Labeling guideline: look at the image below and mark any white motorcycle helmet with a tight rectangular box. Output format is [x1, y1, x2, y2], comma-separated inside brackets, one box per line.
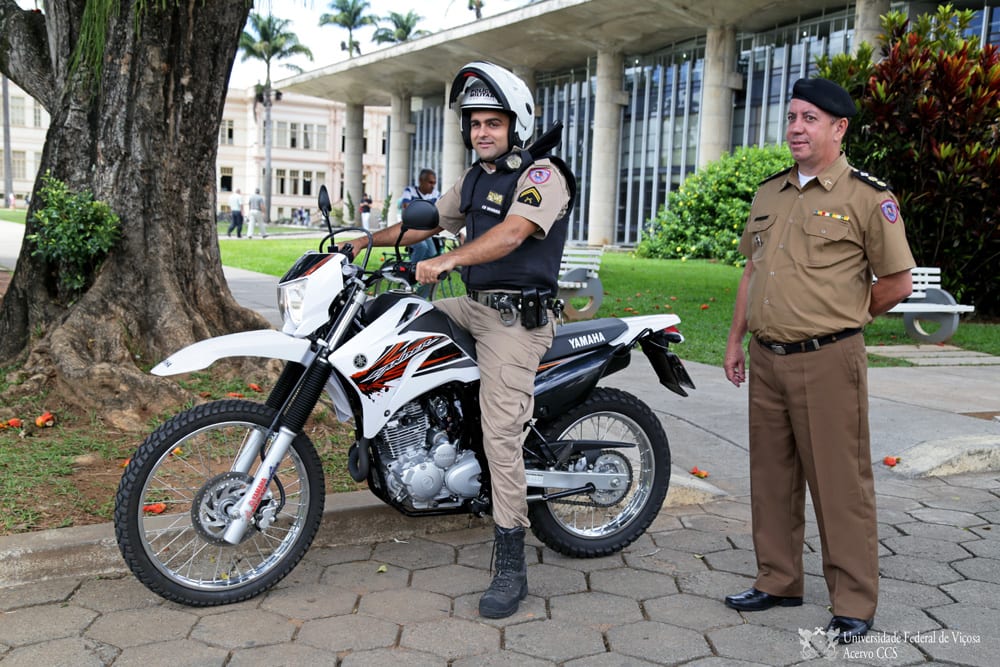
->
[449, 61, 535, 151]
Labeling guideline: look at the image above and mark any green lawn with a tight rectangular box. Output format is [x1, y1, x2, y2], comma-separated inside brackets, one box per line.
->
[0, 209, 27, 223]
[219, 241, 1000, 366]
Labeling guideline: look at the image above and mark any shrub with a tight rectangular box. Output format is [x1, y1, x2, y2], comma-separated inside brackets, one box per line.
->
[26, 172, 121, 302]
[637, 144, 792, 266]
[817, 4, 1000, 315]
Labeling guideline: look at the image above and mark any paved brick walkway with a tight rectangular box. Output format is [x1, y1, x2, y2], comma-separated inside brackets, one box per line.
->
[2, 472, 998, 665]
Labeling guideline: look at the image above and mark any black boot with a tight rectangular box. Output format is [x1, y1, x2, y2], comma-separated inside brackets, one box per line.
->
[479, 525, 528, 619]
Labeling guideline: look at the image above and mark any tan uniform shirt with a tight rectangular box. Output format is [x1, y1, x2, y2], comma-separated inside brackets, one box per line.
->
[435, 158, 570, 239]
[739, 154, 915, 342]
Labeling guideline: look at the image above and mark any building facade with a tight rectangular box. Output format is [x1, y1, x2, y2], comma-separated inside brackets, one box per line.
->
[1, 80, 391, 226]
[216, 89, 390, 224]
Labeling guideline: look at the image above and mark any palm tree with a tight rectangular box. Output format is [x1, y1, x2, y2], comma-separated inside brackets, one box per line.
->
[372, 11, 431, 45]
[238, 12, 313, 225]
[319, 0, 377, 58]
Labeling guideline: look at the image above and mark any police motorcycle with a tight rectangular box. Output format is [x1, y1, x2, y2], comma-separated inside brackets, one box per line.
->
[114, 184, 696, 607]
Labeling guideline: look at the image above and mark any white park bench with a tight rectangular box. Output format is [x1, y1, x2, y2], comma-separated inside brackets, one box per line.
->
[557, 246, 604, 320]
[885, 266, 974, 343]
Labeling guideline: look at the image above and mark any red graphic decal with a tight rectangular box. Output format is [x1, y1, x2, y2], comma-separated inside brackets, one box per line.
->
[352, 337, 443, 394]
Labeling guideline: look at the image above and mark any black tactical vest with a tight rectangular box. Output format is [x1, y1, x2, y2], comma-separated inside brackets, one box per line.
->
[458, 152, 573, 295]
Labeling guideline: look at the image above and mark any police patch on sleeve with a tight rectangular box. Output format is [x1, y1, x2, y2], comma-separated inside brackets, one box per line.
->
[880, 199, 899, 223]
[516, 186, 542, 207]
[528, 167, 551, 184]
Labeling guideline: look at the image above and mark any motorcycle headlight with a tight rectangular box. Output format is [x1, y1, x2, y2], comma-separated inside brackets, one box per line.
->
[277, 278, 308, 327]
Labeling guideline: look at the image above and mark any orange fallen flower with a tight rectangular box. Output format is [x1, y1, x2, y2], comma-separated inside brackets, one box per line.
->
[120, 458, 131, 468]
[689, 466, 709, 479]
[248, 383, 263, 392]
[199, 391, 212, 398]
[227, 392, 245, 398]
[143, 502, 167, 514]
[7, 418, 22, 428]
[700, 304, 710, 310]
[883, 456, 901, 467]
[35, 411, 55, 428]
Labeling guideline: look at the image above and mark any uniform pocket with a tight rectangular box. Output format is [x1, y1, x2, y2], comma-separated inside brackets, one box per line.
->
[803, 215, 850, 267]
[498, 363, 536, 425]
[747, 214, 776, 261]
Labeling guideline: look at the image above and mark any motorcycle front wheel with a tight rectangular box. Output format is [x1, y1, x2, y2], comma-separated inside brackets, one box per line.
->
[528, 387, 670, 557]
[114, 399, 325, 606]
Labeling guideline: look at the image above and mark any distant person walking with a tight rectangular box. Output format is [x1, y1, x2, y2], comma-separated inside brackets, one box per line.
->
[247, 188, 266, 239]
[227, 189, 244, 238]
[359, 193, 373, 230]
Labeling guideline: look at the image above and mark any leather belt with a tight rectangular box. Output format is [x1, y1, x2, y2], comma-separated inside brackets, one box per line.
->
[756, 328, 862, 355]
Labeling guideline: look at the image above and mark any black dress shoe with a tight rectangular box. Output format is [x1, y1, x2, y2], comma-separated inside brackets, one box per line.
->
[826, 616, 873, 644]
[724, 587, 803, 611]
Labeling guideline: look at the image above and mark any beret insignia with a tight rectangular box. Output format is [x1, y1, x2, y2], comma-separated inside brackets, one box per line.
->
[851, 169, 889, 191]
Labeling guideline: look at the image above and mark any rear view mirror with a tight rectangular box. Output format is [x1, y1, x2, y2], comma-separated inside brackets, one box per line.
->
[400, 199, 439, 232]
[317, 185, 332, 216]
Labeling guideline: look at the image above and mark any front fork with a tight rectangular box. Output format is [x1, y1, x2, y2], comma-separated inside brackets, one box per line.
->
[222, 281, 366, 545]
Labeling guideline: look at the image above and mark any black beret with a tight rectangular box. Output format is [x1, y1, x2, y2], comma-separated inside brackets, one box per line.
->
[791, 78, 857, 118]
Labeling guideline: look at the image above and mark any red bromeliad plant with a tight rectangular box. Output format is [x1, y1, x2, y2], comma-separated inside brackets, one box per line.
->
[818, 5, 1000, 316]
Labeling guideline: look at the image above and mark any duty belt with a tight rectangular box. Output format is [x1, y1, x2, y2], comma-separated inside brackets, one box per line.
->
[756, 328, 862, 355]
[468, 290, 562, 321]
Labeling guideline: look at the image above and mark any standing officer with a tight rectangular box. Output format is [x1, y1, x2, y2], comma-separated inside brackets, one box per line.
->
[350, 61, 573, 619]
[722, 78, 915, 644]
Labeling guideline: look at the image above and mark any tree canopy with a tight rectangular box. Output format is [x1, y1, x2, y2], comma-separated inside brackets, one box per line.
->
[319, 0, 377, 57]
[373, 10, 430, 45]
[239, 12, 314, 85]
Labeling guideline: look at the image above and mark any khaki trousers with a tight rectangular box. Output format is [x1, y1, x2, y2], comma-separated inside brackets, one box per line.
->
[433, 296, 555, 529]
[748, 334, 879, 619]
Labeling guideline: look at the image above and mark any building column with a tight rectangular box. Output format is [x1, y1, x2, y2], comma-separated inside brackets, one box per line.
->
[854, 0, 891, 55]
[388, 92, 412, 226]
[700, 25, 739, 168]
[587, 49, 625, 247]
[442, 80, 467, 192]
[343, 102, 364, 224]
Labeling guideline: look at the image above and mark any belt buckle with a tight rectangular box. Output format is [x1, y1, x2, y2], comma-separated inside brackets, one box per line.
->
[768, 343, 786, 355]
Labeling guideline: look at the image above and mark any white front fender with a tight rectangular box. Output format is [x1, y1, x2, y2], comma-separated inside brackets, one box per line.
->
[151, 330, 314, 376]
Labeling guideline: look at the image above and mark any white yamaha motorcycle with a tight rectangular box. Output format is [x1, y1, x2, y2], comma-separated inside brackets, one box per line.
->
[115, 186, 695, 606]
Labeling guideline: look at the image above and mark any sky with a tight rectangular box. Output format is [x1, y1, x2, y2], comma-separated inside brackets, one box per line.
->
[231, 0, 525, 88]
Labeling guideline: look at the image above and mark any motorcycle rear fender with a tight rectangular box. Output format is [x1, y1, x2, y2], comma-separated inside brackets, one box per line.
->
[640, 331, 696, 397]
[607, 314, 684, 346]
[151, 330, 315, 376]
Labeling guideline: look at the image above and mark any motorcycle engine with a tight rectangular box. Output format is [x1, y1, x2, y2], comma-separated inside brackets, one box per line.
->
[375, 393, 481, 510]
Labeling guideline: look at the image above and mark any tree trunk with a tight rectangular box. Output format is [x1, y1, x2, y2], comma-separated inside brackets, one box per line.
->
[0, 1, 266, 429]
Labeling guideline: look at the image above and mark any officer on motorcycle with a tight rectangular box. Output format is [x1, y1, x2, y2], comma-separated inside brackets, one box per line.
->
[351, 61, 573, 618]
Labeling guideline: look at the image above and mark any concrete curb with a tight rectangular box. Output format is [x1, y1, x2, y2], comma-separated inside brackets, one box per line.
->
[0, 473, 721, 587]
[893, 435, 1000, 478]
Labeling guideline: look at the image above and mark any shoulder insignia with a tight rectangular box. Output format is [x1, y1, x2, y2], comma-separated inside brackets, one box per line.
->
[851, 169, 889, 191]
[759, 167, 792, 185]
[516, 186, 542, 207]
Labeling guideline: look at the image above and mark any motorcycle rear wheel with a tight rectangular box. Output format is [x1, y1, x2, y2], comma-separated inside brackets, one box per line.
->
[528, 387, 670, 557]
[114, 400, 325, 606]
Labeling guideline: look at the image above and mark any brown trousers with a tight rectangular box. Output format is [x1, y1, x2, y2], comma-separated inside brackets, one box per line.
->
[748, 334, 879, 619]
[433, 296, 555, 529]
